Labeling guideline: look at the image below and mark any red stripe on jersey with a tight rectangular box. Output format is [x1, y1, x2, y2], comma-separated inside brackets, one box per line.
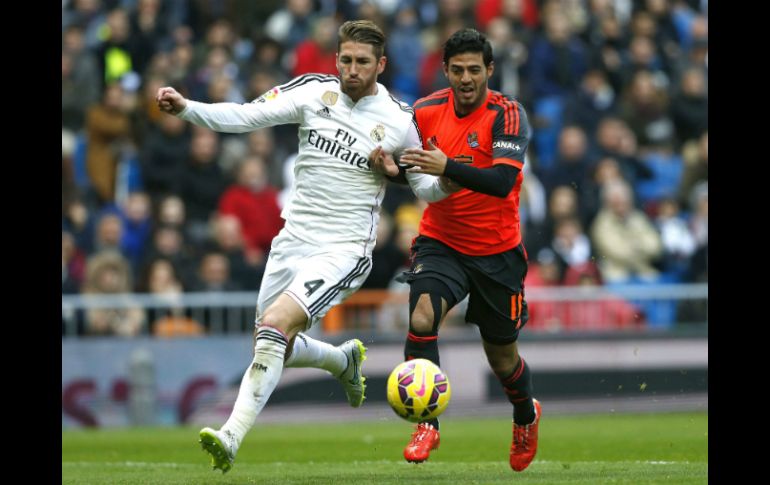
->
[489, 97, 512, 135]
[512, 99, 520, 135]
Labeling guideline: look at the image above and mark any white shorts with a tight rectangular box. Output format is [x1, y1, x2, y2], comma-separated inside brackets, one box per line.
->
[256, 235, 373, 329]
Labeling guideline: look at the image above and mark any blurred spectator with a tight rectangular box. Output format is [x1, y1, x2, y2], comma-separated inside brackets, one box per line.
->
[193, 251, 240, 292]
[525, 184, 580, 256]
[526, 7, 588, 168]
[518, 161, 548, 244]
[264, 0, 317, 50]
[140, 224, 197, 289]
[290, 16, 339, 77]
[62, 25, 100, 131]
[140, 113, 191, 201]
[180, 127, 228, 243]
[619, 70, 675, 151]
[654, 197, 696, 281]
[139, 257, 205, 337]
[127, 0, 167, 76]
[85, 83, 132, 205]
[62, 0, 107, 49]
[563, 69, 618, 138]
[218, 157, 284, 262]
[670, 67, 707, 146]
[579, 155, 627, 225]
[524, 247, 563, 288]
[677, 130, 707, 207]
[93, 213, 124, 255]
[63, 231, 86, 294]
[63, 199, 96, 254]
[156, 195, 186, 230]
[590, 180, 662, 283]
[687, 181, 708, 269]
[419, 18, 465, 97]
[82, 250, 145, 336]
[388, 4, 425, 103]
[595, 116, 653, 187]
[118, 191, 153, 271]
[541, 125, 593, 193]
[94, 8, 138, 89]
[551, 217, 593, 277]
[485, 16, 528, 99]
[203, 215, 265, 290]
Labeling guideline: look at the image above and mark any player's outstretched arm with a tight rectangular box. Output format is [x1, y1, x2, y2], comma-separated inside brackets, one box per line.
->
[156, 83, 300, 134]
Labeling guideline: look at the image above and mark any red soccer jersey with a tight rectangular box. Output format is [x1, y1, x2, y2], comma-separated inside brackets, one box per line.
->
[413, 87, 531, 255]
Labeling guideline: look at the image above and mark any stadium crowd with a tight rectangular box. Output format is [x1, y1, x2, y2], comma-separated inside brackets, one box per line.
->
[62, 0, 707, 335]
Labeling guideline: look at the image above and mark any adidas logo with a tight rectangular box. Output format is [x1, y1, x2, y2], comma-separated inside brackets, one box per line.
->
[315, 106, 331, 118]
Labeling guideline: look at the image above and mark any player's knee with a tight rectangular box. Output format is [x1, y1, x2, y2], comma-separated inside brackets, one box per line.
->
[485, 349, 518, 377]
[488, 357, 516, 378]
[259, 303, 306, 340]
[409, 303, 436, 334]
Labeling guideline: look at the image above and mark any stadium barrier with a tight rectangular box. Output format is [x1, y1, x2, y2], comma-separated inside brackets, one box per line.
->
[61, 284, 707, 338]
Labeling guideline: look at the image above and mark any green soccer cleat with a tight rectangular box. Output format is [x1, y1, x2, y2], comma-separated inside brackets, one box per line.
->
[199, 427, 237, 474]
[337, 339, 368, 407]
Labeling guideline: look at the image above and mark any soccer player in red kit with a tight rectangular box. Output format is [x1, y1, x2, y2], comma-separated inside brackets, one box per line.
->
[373, 28, 541, 471]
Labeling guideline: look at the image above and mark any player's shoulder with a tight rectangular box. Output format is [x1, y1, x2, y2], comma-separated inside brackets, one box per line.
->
[414, 88, 452, 111]
[487, 90, 529, 136]
[278, 73, 340, 94]
[487, 90, 525, 112]
[384, 91, 415, 117]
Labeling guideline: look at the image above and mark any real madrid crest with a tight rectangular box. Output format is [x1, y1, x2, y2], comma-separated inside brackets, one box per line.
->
[370, 124, 386, 142]
[321, 91, 338, 106]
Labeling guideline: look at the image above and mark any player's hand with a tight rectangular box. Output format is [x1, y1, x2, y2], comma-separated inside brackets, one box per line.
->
[369, 145, 399, 177]
[156, 87, 187, 115]
[439, 176, 463, 193]
[401, 139, 448, 175]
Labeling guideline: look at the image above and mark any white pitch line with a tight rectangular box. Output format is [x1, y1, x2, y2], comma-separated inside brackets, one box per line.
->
[63, 460, 698, 467]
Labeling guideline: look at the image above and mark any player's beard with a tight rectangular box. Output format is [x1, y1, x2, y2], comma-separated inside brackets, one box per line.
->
[453, 81, 488, 113]
[342, 76, 376, 101]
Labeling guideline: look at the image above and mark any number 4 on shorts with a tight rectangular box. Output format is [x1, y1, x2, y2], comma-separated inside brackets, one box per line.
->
[304, 279, 324, 296]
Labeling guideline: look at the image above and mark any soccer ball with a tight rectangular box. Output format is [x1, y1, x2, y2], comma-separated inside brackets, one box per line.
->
[386, 358, 451, 422]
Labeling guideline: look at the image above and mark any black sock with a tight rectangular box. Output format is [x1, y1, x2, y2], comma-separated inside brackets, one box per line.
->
[497, 358, 535, 425]
[404, 330, 440, 366]
[404, 331, 440, 430]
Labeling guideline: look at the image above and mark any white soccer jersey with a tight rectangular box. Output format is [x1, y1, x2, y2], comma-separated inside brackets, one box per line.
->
[178, 73, 448, 256]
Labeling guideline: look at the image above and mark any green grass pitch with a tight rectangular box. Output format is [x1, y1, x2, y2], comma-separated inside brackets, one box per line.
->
[62, 411, 707, 484]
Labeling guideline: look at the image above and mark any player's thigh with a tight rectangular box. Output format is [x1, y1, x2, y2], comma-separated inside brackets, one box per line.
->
[256, 246, 299, 319]
[403, 236, 470, 317]
[283, 251, 373, 329]
[465, 244, 529, 344]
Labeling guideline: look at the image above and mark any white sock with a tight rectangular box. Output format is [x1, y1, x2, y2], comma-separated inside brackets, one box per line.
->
[221, 326, 287, 446]
[284, 333, 347, 376]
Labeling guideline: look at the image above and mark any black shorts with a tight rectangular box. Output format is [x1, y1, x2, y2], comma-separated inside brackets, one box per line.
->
[401, 235, 529, 345]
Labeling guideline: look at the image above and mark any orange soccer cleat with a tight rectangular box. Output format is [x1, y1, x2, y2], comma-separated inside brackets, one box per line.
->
[509, 399, 542, 472]
[403, 422, 440, 463]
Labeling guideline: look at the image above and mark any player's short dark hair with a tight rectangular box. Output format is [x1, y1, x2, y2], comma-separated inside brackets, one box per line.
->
[338, 20, 386, 59]
[443, 28, 493, 66]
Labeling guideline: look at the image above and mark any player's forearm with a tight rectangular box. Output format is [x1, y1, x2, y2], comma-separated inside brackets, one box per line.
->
[177, 100, 267, 133]
[406, 172, 450, 202]
[443, 160, 519, 198]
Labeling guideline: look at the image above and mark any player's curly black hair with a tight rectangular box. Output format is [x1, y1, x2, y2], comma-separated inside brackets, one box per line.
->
[443, 28, 494, 66]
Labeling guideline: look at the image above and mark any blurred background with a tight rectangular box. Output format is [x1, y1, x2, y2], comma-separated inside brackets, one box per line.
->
[61, 0, 707, 428]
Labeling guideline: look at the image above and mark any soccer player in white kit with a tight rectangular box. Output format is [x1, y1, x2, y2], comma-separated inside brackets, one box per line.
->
[156, 20, 453, 473]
